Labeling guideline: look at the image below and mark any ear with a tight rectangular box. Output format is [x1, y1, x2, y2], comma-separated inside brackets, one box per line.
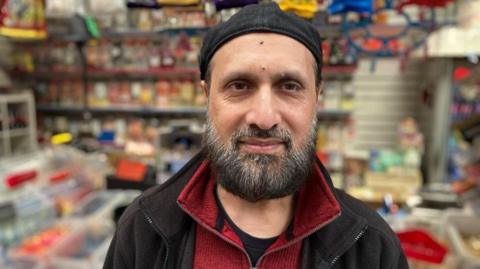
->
[200, 80, 209, 97]
[315, 81, 324, 99]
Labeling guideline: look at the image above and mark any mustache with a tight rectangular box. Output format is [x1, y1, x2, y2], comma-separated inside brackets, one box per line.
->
[231, 126, 293, 150]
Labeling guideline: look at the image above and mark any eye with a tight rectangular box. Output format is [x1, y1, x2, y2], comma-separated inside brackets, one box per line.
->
[227, 81, 251, 91]
[280, 82, 302, 92]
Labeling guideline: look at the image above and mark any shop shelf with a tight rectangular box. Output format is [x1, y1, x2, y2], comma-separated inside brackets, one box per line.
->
[90, 106, 206, 116]
[315, 24, 344, 37]
[317, 109, 352, 119]
[37, 105, 206, 116]
[36, 106, 85, 115]
[37, 105, 351, 119]
[86, 67, 199, 79]
[323, 65, 357, 79]
[100, 27, 210, 39]
[8, 69, 83, 80]
[0, 128, 30, 138]
[9, 66, 198, 80]
[11, 66, 354, 80]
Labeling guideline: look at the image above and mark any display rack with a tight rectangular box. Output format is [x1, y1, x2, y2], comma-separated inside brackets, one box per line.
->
[0, 92, 37, 157]
[11, 65, 355, 79]
[6, 22, 358, 178]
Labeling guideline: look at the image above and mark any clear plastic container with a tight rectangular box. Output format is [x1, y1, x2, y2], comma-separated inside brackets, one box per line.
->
[445, 214, 480, 269]
[49, 220, 114, 269]
[0, 186, 56, 252]
[41, 178, 93, 216]
[1, 257, 46, 269]
[90, 235, 113, 268]
[7, 220, 83, 265]
[74, 190, 140, 221]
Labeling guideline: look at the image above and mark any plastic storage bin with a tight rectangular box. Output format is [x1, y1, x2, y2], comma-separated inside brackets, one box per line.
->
[7, 220, 83, 265]
[0, 186, 56, 252]
[49, 220, 114, 269]
[40, 177, 93, 216]
[1, 257, 45, 269]
[90, 235, 113, 268]
[74, 190, 140, 221]
[445, 215, 480, 269]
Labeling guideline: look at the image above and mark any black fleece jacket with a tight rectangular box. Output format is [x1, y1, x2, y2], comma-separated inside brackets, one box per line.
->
[104, 151, 409, 269]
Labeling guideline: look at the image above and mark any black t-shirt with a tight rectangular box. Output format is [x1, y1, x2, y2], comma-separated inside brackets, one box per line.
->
[214, 189, 278, 266]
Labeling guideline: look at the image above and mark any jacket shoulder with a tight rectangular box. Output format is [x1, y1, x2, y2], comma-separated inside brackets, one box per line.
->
[104, 151, 206, 269]
[104, 187, 166, 269]
[334, 188, 397, 238]
[333, 189, 408, 269]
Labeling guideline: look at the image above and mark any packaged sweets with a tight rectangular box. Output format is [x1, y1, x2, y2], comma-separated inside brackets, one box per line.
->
[0, 0, 47, 39]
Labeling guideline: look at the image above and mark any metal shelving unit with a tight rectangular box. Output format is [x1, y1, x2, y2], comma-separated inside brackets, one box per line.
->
[13, 65, 355, 80]
[0, 92, 37, 157]
[36, 105, 351, 119]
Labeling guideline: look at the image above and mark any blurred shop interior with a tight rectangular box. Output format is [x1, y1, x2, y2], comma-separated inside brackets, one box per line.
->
[1, 0, 480, 268]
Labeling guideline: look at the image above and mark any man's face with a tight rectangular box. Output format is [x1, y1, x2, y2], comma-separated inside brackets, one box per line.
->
[203, 33, 319, 202]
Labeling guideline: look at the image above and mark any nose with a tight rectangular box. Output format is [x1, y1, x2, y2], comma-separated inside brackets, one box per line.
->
[245, 86, 281, 130]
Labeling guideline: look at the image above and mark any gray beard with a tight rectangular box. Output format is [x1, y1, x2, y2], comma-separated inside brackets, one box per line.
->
[203, 115, 318, 202]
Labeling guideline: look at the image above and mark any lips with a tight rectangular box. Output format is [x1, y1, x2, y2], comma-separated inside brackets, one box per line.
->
[237, 137, 285, 154]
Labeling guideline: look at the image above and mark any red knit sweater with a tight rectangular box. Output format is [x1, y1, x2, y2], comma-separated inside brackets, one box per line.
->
[177, 161, 341, 269]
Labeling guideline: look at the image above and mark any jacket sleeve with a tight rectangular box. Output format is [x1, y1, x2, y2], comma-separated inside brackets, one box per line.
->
[393, 250, 410, 269]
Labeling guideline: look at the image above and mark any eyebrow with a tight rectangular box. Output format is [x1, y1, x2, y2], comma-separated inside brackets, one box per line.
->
[219, 71, 258, 86]
[271, 70, 308, 85]
[219, 69, 309, 86]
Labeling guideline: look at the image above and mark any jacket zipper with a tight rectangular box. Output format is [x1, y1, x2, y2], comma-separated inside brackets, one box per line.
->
[143, 211, 170, 269]
[254, 212, 341, 268]
[179, 204, 257, 268]
[327, 227, 367, 269]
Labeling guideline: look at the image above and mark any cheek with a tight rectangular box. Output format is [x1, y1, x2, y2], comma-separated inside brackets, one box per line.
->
[283, 103, 317, 144]
[208, 99, 244, 142]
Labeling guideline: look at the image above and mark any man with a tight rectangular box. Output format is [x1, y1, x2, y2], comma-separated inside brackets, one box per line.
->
[104, 3, 409, 269]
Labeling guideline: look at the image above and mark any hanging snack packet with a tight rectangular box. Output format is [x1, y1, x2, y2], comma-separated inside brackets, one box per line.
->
[88, 0, 126, 15]
[276, 0, 317, 19]
[214, 0, 259, 11]
[45, 0, 85, 18]
[0, 0, 47, 39]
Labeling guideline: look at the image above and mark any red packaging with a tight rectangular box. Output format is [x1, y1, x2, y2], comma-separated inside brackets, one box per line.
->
[397, 229, 448, 264]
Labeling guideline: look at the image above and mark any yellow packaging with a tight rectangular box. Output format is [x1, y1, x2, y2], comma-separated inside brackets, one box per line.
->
[276, 0, 318, 19]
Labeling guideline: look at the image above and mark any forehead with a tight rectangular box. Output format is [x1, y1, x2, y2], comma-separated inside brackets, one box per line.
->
[209, 33, 315, 74]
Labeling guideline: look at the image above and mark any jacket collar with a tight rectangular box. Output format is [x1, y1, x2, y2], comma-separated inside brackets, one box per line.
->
[138, 150, 367, 260]
[177, 158, 343, 252]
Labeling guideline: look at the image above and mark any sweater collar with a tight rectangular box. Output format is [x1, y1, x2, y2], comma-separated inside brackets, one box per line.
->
[177, 158, 341, 245]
